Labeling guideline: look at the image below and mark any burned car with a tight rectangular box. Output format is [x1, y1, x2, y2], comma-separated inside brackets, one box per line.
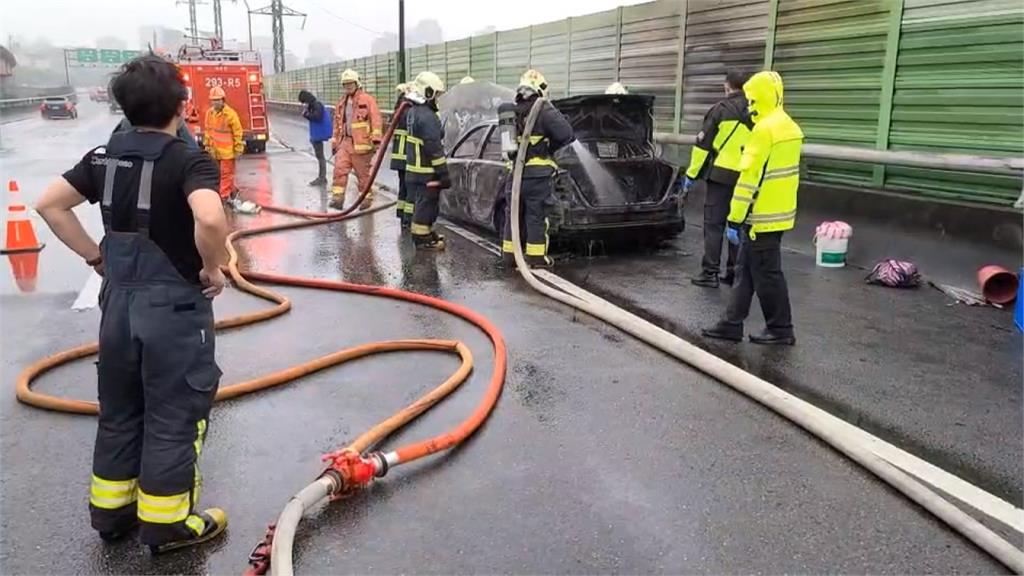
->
[438, 86, 684, 243]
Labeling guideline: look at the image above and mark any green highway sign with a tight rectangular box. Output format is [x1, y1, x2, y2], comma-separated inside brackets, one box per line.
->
[68, 48, 142, 67]
[100, 49, 122, 64]
[74, 48, 98, 63]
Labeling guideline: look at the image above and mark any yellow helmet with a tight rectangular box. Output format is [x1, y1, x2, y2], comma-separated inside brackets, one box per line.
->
[395, 82, 409, 94]
[208, 86, 226, 100]
[459, 76, 475, 85]
[517, 69, 547, 97]
[413, 71, 445, 98]
[604, 82, 628, 95]
[744, 70, 784, 123]
[340, 68, 361, 86]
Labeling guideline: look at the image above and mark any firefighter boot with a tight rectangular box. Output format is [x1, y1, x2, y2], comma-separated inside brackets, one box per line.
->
[149, 508, 228, 555]
[329, 194, 346, 211]
[413, 232, 446, 251]
[526, 255, 554, 269]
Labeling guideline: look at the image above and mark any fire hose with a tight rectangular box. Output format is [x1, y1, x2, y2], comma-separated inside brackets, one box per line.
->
[15, 101, 509, 576]
[508, 98, 1024, 573]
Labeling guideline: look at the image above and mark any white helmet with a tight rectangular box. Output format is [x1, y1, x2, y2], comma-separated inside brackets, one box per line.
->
[459, 76, 475, 85]
[340, 68, 360, 87]
[517, 69, 548, 98]
[605, 82, 628, 95]
[413, 71, 445, 99]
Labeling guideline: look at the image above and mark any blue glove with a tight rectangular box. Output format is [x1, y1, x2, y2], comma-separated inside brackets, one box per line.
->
[682, 176, 695, 193]
[726, 224, 741, 245]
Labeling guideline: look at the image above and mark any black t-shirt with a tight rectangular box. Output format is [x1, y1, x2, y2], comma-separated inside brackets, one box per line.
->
[63, 134, 219, 284]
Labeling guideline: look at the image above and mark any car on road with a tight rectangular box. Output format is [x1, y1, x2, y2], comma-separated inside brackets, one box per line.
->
[439, 93, 684, 244]
[89, 87, 109, 103]
[40, 97, 77, 120]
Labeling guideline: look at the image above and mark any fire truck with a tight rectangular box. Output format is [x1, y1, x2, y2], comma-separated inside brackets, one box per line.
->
[176, 40, 269, 153]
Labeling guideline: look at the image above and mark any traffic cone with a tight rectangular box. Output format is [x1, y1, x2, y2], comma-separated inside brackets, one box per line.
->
[7, 252, 39, 293]
[2, 180, 45, 254]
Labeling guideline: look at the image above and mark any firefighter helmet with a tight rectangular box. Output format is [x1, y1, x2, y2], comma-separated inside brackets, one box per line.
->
[459, 76, 475, 85]
[413, 71, 445, 99]
[340, 68, 361, 86]
[208, 86, 226, 100]
[395, 82, 410, 94]
[605, 82, 628, 95]
[517, 69, 548, 97]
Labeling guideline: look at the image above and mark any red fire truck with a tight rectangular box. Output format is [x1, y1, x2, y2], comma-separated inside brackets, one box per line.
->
[177, 40, 269, 153]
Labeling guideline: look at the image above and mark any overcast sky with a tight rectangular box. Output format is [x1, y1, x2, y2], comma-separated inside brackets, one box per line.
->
[1, 0, 649, 59]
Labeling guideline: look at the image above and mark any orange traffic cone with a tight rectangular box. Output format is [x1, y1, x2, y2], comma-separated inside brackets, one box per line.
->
[7, 252, 39, 293]
[2, 180, 45, 254]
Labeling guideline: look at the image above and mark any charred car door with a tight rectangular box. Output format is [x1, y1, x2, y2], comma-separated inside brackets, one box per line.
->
[441, 124, 490, 226]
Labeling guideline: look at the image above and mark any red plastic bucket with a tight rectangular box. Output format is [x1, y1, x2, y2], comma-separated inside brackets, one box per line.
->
[977, 265, 1019, 305]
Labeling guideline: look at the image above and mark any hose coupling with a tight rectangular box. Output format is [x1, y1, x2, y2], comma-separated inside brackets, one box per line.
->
[320, 449, 380, 499]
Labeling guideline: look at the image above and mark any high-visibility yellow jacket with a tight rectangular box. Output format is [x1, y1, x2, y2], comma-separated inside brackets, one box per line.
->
[729, 71, 803, 236]
[685, 91, 752, 185]
[204, 105, 244, 160]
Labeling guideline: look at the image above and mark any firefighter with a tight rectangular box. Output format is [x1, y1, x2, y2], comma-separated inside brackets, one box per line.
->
[501, 69, 575, 269]
[298, 89, 332, 186]
[684, 69, 753, 288]
[702, 71, 803, 346]
[35, 55, 229, 552]
[404, 71, 449, 250]
[203, 86, 244, 203]
[605, 82, 628, 95]
[390, 83, 412, 228]
[330, 68, 383, 211]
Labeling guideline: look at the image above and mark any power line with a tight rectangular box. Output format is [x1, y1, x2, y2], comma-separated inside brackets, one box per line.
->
[303, 0, 381, 35]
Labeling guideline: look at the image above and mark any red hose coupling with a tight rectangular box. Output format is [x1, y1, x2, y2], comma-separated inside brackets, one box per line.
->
[321, 449, 380, 499]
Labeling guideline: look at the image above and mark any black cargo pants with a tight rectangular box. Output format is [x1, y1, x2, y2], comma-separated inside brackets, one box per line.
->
[502, 176, 553, 264]
[408, 176, 439, 239]
[723, 230, 794, 335]
[701, 179, 738, 277]
[90, 160, 221, 546]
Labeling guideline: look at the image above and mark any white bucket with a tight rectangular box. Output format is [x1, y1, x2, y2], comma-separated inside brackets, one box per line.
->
[816, 236, 849, 268]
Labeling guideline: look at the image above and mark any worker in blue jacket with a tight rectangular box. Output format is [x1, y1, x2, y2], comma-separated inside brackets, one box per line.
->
[298, 90, 333, 186]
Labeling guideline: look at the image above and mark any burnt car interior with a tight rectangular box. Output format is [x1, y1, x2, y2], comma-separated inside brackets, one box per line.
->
[553, 95, 675, 207]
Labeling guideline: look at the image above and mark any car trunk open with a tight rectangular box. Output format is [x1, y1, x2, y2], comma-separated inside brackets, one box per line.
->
[552, 94, 673, 207]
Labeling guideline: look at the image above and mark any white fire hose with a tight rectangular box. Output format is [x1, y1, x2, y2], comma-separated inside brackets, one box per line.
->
[508, 97, 1024, 573]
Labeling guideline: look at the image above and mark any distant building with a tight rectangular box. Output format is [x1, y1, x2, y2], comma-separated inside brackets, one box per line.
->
[138, 26, 186, 53]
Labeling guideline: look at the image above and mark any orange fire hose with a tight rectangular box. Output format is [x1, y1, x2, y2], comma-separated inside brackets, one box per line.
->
[14, 100, 508, 574]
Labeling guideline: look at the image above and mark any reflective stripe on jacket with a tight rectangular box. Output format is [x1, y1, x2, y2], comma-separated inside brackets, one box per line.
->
[728, 107, 803, 235]
[514, 97, 575, 178]
[389, 96, 409, 171]
[404, 103, 447, 180]
[333, 89, 383, 154]
[685, 92, 752, 185]
[204, 105, 244, 160]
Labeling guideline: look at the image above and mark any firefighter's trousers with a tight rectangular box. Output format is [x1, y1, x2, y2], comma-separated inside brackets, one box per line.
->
[90, 231, 221, 545]
[332, 137, 373, 202]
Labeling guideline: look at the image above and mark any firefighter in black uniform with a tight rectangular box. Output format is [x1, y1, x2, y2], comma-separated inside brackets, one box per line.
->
[35, 55, 230, 553]
[683, 69, 753, 288]
[501, 69, 575, 269]
[405, 71, 449, 250]
[390, 83, 413, 229]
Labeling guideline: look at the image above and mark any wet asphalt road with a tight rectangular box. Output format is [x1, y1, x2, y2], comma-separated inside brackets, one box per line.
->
[0, 104, 1016, 574]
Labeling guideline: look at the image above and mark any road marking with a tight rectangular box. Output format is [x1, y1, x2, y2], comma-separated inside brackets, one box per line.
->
[71, 271, 102, 311]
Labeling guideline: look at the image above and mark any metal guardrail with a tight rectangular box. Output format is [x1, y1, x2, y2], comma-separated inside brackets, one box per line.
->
[655, 132, 1024, 177]
[268, 100, 1022, 178]
[0, 93, 76, 110]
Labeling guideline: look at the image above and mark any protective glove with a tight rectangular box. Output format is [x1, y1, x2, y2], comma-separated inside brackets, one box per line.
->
[726, 223, 742, 246]
[682, 176, 695, 193]
[432, 175, 452, 190]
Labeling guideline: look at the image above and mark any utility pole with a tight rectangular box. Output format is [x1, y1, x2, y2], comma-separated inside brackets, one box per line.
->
[213, 0, 223, 42]
[250, 0, 306, 73]
[243, 0, 253, 49]
[398, 0, 406, 83]
[176, 0, 207, 39]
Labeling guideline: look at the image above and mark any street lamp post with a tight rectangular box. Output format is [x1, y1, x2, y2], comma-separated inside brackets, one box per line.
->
[398, 0, 405, 83]
[243, 0, 254, 49]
